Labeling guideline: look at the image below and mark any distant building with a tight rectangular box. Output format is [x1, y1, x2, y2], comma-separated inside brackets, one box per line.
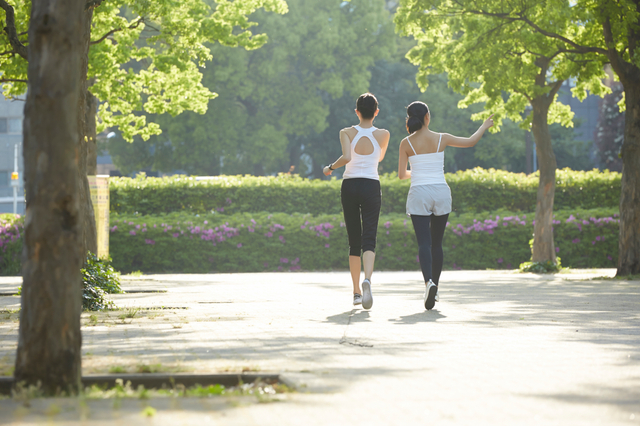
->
[0, 94, 25, 214]
[557, 80, 601, 166]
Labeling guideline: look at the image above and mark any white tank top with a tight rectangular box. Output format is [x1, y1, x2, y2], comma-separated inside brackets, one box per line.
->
[407, 134, 447, 186]
[342, 126, 381, 180]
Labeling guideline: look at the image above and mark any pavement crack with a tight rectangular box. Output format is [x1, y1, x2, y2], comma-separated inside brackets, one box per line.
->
[339, 309, 373, 347]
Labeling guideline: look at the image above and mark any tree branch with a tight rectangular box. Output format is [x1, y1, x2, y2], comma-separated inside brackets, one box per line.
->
[0, 78, 27, 83]
[518, 13, 607, 56]
[85, 0, 106, 11]
[0, 0, 27, 60]
[548, 79, 564, 99]
[90, 16, 144, 45]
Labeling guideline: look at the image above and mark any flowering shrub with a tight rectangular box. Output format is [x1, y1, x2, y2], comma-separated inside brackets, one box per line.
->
[108, 208, 620, 274]
[0, 214, 23, 276]
[1, 208, 620, 275]
[110, 168, 621, 216]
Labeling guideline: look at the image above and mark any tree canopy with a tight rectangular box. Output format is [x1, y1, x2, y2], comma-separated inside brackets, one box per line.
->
[0, 0, 288, 141]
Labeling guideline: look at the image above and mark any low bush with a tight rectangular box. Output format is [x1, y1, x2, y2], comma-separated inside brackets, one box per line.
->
[109, 208, 619, 274]
[0, 214, 23, 276]
[109, 168, 621, 216]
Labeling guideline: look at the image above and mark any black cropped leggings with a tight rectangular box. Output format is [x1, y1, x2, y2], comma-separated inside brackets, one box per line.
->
[341, 178, 382, 256]
[411, 214, 449, 285]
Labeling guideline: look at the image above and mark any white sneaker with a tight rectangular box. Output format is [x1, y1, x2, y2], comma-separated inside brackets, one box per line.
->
[424, 280, 437, 310]
[353, 293, 362, 306]
[362, 279, 373, 309]
[435, 287, 439, 302]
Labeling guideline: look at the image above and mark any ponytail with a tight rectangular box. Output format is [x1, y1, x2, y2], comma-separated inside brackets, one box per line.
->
[406, 101, 429, 134]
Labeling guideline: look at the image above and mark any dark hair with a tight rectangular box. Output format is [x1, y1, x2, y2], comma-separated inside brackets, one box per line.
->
[356, 93, 378, 119]
[406, 101, 429, 133]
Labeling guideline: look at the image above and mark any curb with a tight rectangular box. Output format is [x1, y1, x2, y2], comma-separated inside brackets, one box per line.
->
[0, 373, 281, 395]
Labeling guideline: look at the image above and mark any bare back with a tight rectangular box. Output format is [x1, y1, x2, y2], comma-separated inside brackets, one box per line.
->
[402, 130, 444, 157]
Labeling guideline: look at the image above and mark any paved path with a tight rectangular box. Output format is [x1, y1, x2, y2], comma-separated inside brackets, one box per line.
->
[0, 269, 639, 425]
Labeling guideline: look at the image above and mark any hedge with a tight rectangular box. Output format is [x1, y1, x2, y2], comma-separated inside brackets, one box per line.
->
[1, 208, 619, 276]
[109, 168, 621, 216]
[106, 208, 619, 274]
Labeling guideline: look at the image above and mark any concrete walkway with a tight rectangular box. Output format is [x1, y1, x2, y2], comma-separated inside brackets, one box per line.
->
[0, 269, 639, 425]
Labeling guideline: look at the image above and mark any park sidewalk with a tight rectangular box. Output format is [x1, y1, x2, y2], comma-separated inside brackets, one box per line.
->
[0, 269, 639, 425]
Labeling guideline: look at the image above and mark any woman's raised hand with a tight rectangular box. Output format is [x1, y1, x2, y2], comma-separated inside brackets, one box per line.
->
[323, 166, 333, 176]
[483, 114, 495, 129]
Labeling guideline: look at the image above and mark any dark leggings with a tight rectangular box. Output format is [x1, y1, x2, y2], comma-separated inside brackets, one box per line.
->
[341, 178, 382, 256]
[411, 214, 449, 285]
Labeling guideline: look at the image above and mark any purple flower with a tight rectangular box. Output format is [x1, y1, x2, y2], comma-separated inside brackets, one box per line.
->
[572, 238, 580, 244]
[279, 235, 286, 243]
[128, 222, 134, 225]
[387, 243, 392, 247]
[596, 236, 601, 241]
[110, 225, 118, 232]
[592, 241, 596, 245]
[204, 220, 208, 225]
[384, 221, 391, 229]
[265, 232, 273, 238]
[129, 230, 136, 236]
[386, 230, 389, 235]
[145, 239, 155, 245]
[237, 243, 242, 248]
[325, 244, 330, 248]
[556, 247, 560, 253]
[301, 225, 306, 230]
[172, 233, 180, 238]
[607, 255, 613, 260]
[497, 258, 503, 263]
[153, 224, 157, 228]
[280, 258, 289, 264]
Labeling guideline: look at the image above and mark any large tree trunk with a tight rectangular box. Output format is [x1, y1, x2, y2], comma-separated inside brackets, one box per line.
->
[616, 75, 640, 275]
[15, 0, 88, 395]
[530, 97, 557, 264]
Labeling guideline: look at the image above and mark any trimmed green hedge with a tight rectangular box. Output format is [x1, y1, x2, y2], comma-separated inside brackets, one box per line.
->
[110, 168, 621, 216]
[108, 208, 619, 274]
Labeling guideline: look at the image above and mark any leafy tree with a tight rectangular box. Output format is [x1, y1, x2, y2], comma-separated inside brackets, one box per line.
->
[400, 0, 640, 275]
[107, 0, 396, 177]
[395, 0, 608, 265]
[1, 0, 286, 394]
[8, 0, 89, 395]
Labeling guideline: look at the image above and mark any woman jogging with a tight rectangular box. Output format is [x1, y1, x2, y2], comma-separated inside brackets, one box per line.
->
[323, 93, 390, 309]
[398, 101, 493, 310]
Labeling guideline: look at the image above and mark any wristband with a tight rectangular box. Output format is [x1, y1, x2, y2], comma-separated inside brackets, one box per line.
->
[328, 163, 335, 171]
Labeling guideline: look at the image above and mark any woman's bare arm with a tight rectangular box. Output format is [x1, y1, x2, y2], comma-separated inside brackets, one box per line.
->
[377, 129, 391, 162]
[398, 138, 411, 180]
[443, 114, 494, 148]
[323, 129, 353, 175]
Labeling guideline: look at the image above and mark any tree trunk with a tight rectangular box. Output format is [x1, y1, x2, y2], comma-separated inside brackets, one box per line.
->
[616, 77, 640, 275]
[530, 97, 557, 264]
[15, 0, 87, 395]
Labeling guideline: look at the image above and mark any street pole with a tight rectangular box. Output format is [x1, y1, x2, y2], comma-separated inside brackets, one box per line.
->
[11, 143, 19, 214]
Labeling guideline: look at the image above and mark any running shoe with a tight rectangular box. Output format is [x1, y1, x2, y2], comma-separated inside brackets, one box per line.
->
[435, 287, 439, 302]
[424, 280, 437, 310]
[353, 293, 363, 306]
[362, 279, 373, 309]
